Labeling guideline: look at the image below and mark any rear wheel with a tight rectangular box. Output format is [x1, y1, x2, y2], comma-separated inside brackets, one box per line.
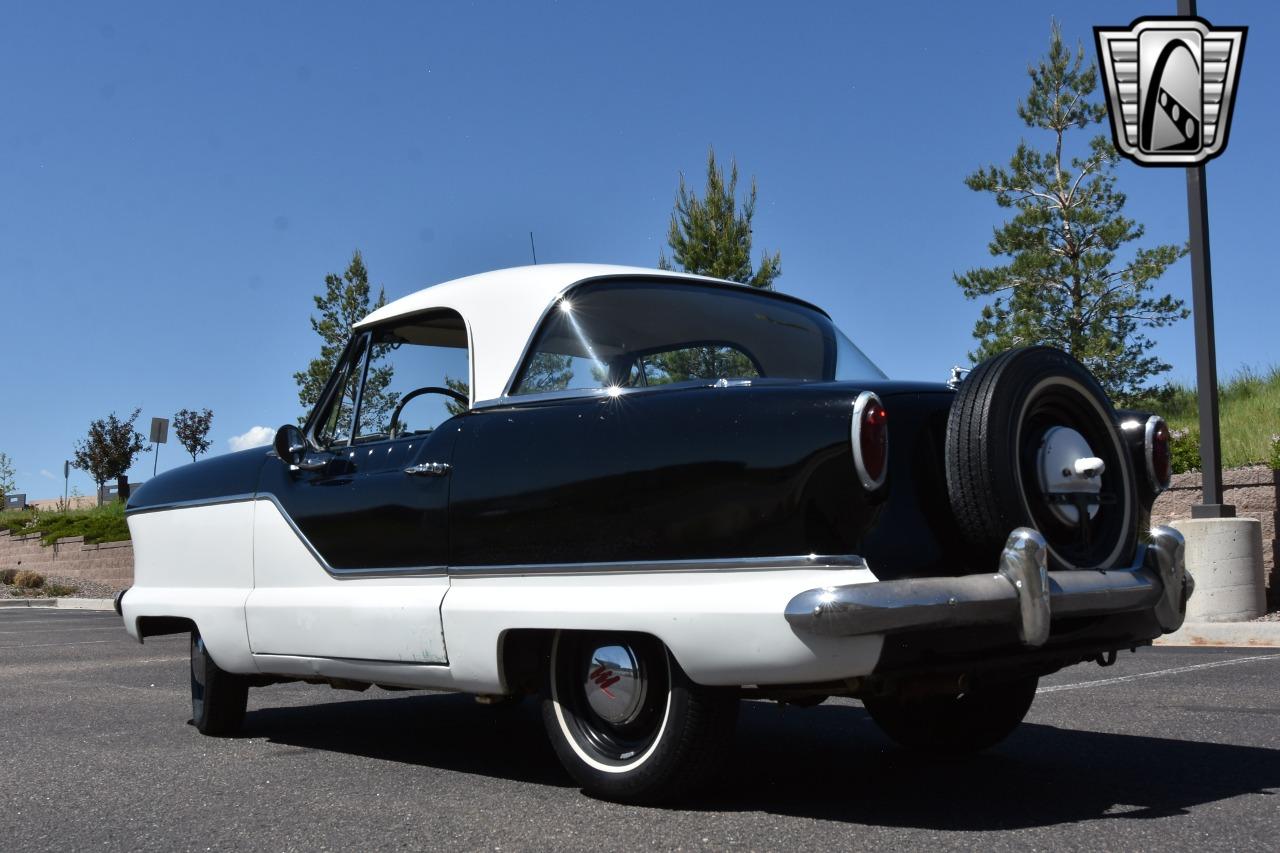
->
[541, 631, 738, 804]
[190, 630, 249, 736]
[863, 676, 1039, 754]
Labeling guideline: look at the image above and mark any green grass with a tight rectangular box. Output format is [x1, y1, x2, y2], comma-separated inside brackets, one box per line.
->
[0, 509, 36, 536]
[0, 501, 130, 545]
[1132, 365, 1280, 469]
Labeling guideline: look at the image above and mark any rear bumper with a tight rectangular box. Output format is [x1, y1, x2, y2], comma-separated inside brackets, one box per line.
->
[785, 526, 1192, 647]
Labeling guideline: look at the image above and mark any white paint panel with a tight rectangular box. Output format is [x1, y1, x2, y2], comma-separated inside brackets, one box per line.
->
[246, 499, 449, 665]
[442, 568, 884, 692]
[127, 501, 255, 589]
[123, 502, 256, 672]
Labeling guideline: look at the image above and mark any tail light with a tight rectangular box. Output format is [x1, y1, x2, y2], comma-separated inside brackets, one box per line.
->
[852, 391, 888, 491]
[1145, 416, 1172, 492]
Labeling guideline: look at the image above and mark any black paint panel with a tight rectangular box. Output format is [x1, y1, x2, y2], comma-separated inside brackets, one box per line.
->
[448, 381, 959, 573]
[126, 447, 271, 512]
[258, 425, 459, 569]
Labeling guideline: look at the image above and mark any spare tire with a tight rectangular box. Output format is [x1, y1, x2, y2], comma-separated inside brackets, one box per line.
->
[945, 346, 1137, 571]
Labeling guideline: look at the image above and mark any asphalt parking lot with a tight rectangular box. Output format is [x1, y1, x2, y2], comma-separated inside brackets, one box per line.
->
[3, 608, 1279, 852]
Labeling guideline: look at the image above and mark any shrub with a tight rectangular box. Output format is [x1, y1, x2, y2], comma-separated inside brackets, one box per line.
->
[13, 570, 45, 589]
[32, 501, 130, 546]
[44, 583, 78, 597]
[1170, 428, 1201, 475]
[1, 568, 16, 584]
[0, 509, 37, 536]
[1271, 434, 1280, 470]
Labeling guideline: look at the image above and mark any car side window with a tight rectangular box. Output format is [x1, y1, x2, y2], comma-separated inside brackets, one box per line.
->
[351, 310, 470, 444]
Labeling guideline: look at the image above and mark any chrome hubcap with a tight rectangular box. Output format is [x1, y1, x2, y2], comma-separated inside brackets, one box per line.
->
[583, 644, 645, 725]
[1036, 425, 1106, 525]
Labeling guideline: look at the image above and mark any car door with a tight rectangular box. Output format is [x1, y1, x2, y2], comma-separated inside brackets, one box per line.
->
[246, 311, 470, 664]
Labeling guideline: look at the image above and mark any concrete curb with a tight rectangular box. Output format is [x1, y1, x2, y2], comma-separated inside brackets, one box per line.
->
[0, 598, 115, 611]
[1155, 621, 1280, 648]
[56, 598, 116, 611]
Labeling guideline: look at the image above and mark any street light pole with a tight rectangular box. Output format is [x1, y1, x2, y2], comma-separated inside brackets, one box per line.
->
[1179, 0, 1234, 519]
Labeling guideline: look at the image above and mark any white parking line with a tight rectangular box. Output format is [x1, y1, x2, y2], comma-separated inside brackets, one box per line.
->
[0, 640, 114, 649]
[0, 626, 125, 635]
[0, 615, 119, 624]
[1038, 652, 1280, 693]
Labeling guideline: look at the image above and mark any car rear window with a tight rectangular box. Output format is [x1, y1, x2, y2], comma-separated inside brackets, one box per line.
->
[510, 278, 882, 396]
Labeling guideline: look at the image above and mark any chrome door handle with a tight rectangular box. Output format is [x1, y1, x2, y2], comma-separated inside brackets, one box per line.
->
[405, 462, 452, 477]
[296, 455, 331, 472]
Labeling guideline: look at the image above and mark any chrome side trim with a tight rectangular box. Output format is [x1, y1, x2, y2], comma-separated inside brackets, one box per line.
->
[252, 652, 450, 668]
[126, 493, 259, 516]
[127, 493, 448, 580]
[448, 554, 870, 578]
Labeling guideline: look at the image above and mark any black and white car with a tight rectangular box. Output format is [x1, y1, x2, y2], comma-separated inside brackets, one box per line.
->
[119, 264, 1191, 803]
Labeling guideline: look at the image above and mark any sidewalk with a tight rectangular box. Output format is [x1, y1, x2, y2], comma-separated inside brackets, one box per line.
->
[0, 598, 115, 611]
[1155, 621, 1280, 648]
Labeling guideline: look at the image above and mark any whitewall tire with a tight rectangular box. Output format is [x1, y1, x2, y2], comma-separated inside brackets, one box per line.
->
[541, 631, 738, 804]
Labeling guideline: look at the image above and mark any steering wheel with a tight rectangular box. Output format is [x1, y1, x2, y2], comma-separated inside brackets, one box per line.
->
[389, 386, 469, 437]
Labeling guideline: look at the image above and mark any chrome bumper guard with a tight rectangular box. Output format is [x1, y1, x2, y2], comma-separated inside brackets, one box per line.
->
[785, 526, 1192, 648]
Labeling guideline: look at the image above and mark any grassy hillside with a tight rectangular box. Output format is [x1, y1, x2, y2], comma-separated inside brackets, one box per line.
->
[0, 501, 129, 545]
[1134, 366, 1280, 470]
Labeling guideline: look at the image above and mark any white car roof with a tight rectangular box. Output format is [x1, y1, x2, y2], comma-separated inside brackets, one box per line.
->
[354, 263, 773, 405]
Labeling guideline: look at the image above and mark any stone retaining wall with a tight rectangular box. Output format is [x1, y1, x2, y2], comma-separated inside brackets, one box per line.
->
[1152, 465, 1277, 604]
[0, 530, 133, 588]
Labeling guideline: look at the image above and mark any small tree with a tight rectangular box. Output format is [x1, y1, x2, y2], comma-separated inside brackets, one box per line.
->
[294, 250, 395, 429]
[955, 22, 1187, 400]
[72, 408, 150, 503]
[659, 147, 781, 289]
[0, 451, 15, 496]
[174, 408, 214, 462]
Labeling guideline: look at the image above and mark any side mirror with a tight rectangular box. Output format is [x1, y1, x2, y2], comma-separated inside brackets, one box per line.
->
[273, 424, 307, 466]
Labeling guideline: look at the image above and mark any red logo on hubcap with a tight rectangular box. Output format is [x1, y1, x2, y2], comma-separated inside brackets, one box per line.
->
[589, 663, 621, 698]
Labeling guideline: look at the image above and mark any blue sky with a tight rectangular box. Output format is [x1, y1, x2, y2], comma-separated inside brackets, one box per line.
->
[2, 1, 1276, 498]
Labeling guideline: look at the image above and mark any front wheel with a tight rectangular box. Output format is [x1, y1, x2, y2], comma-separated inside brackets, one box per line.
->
[541, 631, 738, 804]
[190, 629, 249, 736]
[863, 675, 1038, 754]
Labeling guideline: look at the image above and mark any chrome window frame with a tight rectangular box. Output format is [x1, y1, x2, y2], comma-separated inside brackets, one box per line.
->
[302, 308, 476, 450]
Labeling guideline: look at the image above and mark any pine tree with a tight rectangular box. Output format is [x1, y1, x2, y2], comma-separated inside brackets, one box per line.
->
[955, 22, 1188, 400]
[659, 147, 781, 290]
[294, 251, 395, 430]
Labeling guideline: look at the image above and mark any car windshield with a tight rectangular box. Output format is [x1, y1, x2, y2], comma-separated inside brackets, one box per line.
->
[510, 278, 883, 396]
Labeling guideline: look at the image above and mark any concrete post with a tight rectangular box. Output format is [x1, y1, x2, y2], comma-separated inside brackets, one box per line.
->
[1172, 517, 1266, 622]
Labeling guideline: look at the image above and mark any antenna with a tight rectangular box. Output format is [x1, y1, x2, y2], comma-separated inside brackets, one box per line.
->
[529, 231, 538, 265]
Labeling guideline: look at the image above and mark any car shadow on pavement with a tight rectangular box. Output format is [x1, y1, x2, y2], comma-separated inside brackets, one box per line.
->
[708, 700, 1280, 829]
[244, 692, 1280, 828]
[242, 691, 571, 789]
